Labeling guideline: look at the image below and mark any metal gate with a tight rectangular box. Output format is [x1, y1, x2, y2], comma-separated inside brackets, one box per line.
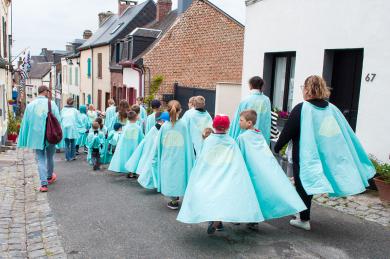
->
[173, 83, 216, 118]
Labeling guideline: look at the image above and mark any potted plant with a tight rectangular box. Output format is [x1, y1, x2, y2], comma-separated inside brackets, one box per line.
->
[273, 108, 289, 128]
[7, 110, 21, 143]
[372, 159, 390, 202]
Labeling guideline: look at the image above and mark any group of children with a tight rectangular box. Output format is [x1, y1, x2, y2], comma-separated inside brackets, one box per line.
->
[75, 92, 309, 235]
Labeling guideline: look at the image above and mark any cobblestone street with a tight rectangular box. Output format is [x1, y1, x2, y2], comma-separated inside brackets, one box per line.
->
[0, 149, 66, 259]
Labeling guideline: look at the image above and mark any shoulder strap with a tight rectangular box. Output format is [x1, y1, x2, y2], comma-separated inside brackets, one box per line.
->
[48, 99, 52, 113]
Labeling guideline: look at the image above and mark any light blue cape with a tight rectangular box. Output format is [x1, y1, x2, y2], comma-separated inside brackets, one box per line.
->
[237, 130, 306, 220]
[87, 110, 98, 124]
[86, 130, 105, 164]
[229, 92, 271, 144]
[18, 96, 61, 150]
[145, 112, 156, 134]
[156, 120, 194, 197]
[126, 126, 160, 189]
[185, 110, 212, 156]
[108, 122, 144, 173]
[300, 102, 375, 197]
[177, 134, 263, 224]
[76, 113, 90, 147]
[104, 105, 116, 131]
[60, 106, 80, 140]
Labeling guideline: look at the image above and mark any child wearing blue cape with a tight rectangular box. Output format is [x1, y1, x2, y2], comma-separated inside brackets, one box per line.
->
[274, 75, 375, 231]
[136, 97, 147, 131]
[108, 111, 144, 177]
[181, 96, 196, 122]
[184, 96, 213, 157]
[229, 76, 271, 144]
[76, 105, 90, 155]
[86, 122, 105, 170]
[237, 110, 306, 229]
[145, 100, 161, 134]
[95, 117, 111, 164]
[156, 100, 194, 210]
[107, 122, 123, 156]
[177, 115, 263, 235]
[125, 111, 170, 189]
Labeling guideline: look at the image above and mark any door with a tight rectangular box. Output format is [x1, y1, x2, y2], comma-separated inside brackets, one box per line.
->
[105, 92, 110, 109]
[324, 49, 363, 131]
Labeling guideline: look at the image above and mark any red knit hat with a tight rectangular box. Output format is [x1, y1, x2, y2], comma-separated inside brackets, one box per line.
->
[213, 114, 230, 130]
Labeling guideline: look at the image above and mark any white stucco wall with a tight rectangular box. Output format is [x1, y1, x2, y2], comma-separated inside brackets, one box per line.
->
[242, 0, 390, 162]
[61, 57, 81, 104]
[123, 67, 143, 98]
[215, 82, 241, 120]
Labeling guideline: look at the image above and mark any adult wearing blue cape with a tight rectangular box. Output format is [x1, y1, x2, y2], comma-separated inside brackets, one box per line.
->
[237, 110, 306, 223]
[60, 97, 81, 161]
[108, 111, 144, 174]
[126, 112, 170, 189]
[104, 99, 116, 131]
[275, 75, 375, 231]
[156, 100, 194, 210]
[229, 76, 271, 144]
[18, 85, 61, 192]
[76, 105, 90, 155]
[184, 96, 213, 156]
[145, 99, 161, 134]
[177, 115, 263, 234]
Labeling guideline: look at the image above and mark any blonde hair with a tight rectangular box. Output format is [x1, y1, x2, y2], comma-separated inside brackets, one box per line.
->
[194, 96, 206, 109]
[167, 100, 181, 126]
[108, 99, 115, 106]
[240, 109, 257, 125]
[303, 75, 331, 100]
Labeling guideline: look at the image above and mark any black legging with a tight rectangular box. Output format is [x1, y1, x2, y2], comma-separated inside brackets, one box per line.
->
[293, 163, 313, 221]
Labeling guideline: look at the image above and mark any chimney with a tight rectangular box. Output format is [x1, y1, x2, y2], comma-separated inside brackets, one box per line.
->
[118, 0, 137, 16]
[66, 44, 73, 53]
[178, 0, 193, 14]
[83, 30, 93, 39]
[98, 11, 114, 27]
[157, 0, 172, 22]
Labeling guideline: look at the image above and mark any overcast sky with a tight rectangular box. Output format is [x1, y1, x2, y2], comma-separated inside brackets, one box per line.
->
[12, 0, 245, 58]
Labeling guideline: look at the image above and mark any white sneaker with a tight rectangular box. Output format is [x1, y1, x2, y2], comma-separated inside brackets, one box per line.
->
[289, 219, 311, 231]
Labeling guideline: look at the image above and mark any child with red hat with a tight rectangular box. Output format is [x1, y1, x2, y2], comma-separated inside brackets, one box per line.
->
[177, 114, 263, 234]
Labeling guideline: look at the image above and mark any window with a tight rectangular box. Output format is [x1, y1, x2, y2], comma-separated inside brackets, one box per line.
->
[87, 94, 91, 105]
[75, 67, 79, 86]
[98, 90, 102, 110]
[115, 43, 121, 63]
[63, 65, 67, 85]
[2, 17, 6, 58]
[69, 67, 73, 85]
[265, 52, 296, 112]
[87, 58, 91, 78]
[83, 93, 85, 104]
[111, 23, 123, 34]
[97, 53, 102, 79]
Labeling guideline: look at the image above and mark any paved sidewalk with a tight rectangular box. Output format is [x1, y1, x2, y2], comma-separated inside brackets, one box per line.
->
[314, 191, 390, 227]
[0, 149, 66, 259]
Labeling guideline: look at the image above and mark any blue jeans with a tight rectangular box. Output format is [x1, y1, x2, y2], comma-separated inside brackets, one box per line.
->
[35, 144, 55, 186]
[64, 138, 76, 161]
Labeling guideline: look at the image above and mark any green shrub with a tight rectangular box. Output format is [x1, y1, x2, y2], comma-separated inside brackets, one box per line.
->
[145, 75, 163, 114]
[371, 158, 390, 184]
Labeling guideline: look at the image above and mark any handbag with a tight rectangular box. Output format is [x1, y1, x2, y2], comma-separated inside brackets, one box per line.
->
[46, 99, 63, 144]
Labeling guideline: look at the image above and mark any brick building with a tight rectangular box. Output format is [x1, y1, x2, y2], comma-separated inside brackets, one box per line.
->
[142, 0, 244, 100]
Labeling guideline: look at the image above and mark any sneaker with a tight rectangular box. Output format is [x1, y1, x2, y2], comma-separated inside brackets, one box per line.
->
[167, 200, 179, 210]
[75, 151, 80, 156]
[289, 219, 311, 231]
[127, 173, 136, 179]
[39, 185, 48, 192]
[207, 222, 217, 234]
[48, 173, 57, 185]
[216, 222, 224, 231]
[247, 223, 259, 230]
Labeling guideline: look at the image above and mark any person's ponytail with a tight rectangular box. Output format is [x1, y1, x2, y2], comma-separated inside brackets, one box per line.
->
[168, 100, 181, 126]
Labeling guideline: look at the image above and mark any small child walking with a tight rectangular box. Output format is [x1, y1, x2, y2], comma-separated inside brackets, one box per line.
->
[156, 100, 194, 210]
[87, 122, 105, 170]
[108, 111, 144, 177]
[107, 122, 123, 156]
[145, 99, 161, 134]
[177, 115, 262, 234]
[237, 110, 306, 229]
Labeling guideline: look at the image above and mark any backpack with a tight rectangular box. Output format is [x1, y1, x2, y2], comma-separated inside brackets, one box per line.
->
[46, 100, 63, 144]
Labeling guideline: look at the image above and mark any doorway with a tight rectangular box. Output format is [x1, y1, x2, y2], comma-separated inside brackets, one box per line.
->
[323, 49, 364, 131]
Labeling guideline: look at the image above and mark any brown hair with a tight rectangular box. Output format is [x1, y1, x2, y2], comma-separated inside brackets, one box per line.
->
[202, 128, 214, 139]
[194, 96, 206, 109]
[127, 111, 138, 121]
[118, 100, 129, 122]
[249, 76, 264, 90]
[66, 97, 74, 106]
[240, 109, 257, 125]
[167, 100, 181, 126]
[108, 99, 115, 106]
[92, 121, 100, 130]
[95, 117, 103, 129]
[136, 97, 144, 102]
[131, 104, 140, 115]
[303, 75, 331, 100]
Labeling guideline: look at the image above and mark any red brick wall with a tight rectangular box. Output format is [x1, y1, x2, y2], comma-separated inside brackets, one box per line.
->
[143, 0, 244, 96]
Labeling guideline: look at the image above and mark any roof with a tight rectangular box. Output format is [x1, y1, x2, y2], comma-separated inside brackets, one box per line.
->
[29, 62, 52, 79]
[79, 0, 155, 50]
[130, 28, 161, 38]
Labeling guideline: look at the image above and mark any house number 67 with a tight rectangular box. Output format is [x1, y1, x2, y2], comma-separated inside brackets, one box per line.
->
[365, 73, 376, 82]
